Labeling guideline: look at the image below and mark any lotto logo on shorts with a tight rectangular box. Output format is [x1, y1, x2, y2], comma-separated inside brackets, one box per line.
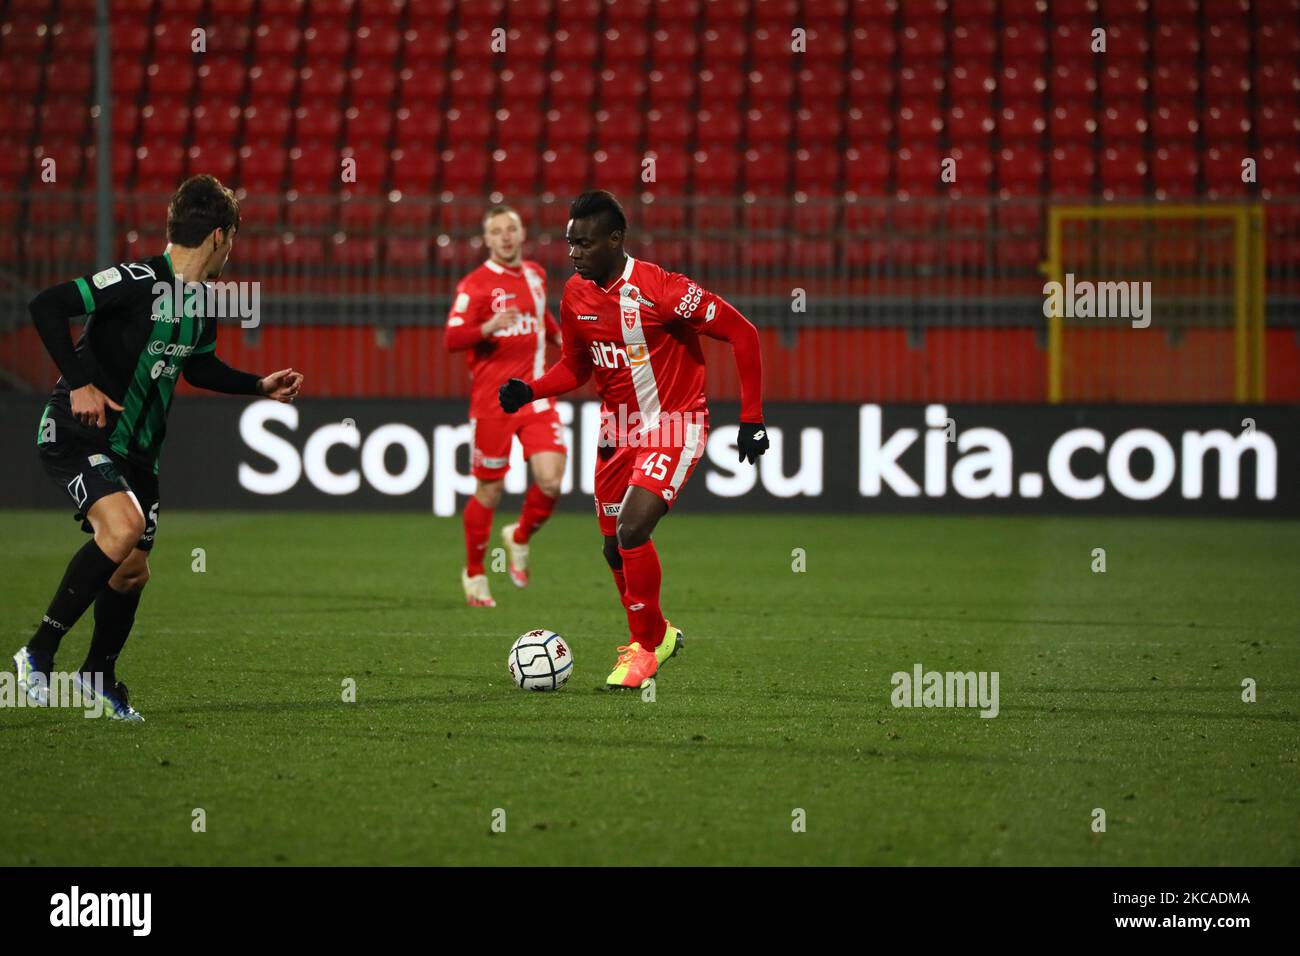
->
[661, 488, 675, 501]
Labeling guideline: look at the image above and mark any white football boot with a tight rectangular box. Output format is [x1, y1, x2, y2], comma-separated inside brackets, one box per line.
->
[501, 523, 530, 589]
[461, 569, 496, 607]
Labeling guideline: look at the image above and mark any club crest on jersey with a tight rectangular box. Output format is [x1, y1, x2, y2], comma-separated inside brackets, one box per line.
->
[622, 307, 638, 331]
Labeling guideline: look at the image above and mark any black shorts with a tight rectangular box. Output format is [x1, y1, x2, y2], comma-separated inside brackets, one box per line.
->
[36, 403, 160, 552]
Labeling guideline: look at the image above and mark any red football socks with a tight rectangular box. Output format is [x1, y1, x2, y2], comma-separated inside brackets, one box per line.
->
[515, 484, 558, 543]
[617, 541, 667, 649]
[463, 497, 493, 576]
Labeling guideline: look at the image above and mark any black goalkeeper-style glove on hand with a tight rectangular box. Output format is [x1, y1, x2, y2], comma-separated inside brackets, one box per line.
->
[499, 378, 533, 414]
[737, 421, 770, 464]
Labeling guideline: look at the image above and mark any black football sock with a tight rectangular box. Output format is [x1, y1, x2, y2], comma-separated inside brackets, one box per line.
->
[27, 540, 122, 663]
[82, 584, 142, 686]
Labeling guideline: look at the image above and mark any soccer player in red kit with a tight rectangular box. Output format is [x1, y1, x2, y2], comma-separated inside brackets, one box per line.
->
[499, 191, 769, 688]
[446, 205, 567, 607]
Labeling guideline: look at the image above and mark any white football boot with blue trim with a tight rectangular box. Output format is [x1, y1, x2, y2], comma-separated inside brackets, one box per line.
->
[72, 672, 145, 722]
[12, 647, 51, 706]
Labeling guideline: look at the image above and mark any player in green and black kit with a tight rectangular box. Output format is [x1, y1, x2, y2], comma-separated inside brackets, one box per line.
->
[14, 175, 304, 721]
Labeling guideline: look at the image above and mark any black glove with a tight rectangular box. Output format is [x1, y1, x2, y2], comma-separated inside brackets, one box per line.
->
[498, 378, 533, 414]
[737, 421, 769, 464]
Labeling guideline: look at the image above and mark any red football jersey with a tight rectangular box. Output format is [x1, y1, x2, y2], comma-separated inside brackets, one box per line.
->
[445, 259, 559, 419]
[553, 256, 757, 441]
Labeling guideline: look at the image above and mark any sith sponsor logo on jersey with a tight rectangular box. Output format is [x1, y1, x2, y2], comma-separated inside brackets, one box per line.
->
[590, 341, 650, 369]
[490, 315, 542, 338]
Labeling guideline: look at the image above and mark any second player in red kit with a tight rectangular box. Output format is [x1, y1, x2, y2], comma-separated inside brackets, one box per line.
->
[445, 206, 567, 607]
[499, 191, 770, 688]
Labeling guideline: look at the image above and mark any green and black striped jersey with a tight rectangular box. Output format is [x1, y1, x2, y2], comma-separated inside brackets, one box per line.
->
[48, 250, 218, 473]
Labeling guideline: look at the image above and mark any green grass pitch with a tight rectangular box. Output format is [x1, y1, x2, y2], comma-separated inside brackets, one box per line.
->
[1, 509, 1297, 866]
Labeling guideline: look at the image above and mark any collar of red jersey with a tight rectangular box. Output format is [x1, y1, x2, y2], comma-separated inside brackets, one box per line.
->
[598, 255, 637, 294]
[484, 259, 525, 275]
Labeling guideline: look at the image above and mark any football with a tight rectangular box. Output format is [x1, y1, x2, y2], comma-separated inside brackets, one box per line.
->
[507, 629, 572, 691]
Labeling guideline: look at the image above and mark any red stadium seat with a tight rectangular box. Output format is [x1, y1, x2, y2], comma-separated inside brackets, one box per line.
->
[897, 103, 943, 144]
[692, 147, 742, 196]
[401, 27, 453, 65]
[540, 146, 592, 195]
[851, 24, 896, 63]
[700, 28, 748, 65]
[999, 144, 1045, 192]
[643, 106, 692, 149]
[1100, 145, 1148, 198]
[1000, 102, 1046, 142]
[299, 65, 348, 102]
[1002, 21, 1047, 60]
[551, 25, 595, 61]
[947, 103, 994, 144]
[391, 108, 441, 148]
[1151, 145, 1199, 198]
[641, 148, 690, 194]
[489, 147, 541, 194]
[239, 146, 288, 192]
[295, 103, 344, 146]
[798, 64, 848, 107]
[1151, 101, 1199, 142]
[592, 147, 644, 193]
[1049, 145, 1095, 195]
[795, 106, 844, 146]
[949, 63, 995, 101]
[1153, 63, 1199, 99]
[447, 68, 498, 107]
[1101, 64, 1149, 100]
[443, 108, 493, 146]
[746, 106, 794, 146]
[696, 67, 746, 111]
[1202, 105, 1251, 144]
[1204, 64, 1250, 100]
[1204, 147, 1250, 198]
[1101, 102, 1148, 143]
[1257, 103, 1300, 145]
[1050, 63, 1097, 99]
[348, 66, 399, 107]
[354, 24, 402, 62]
[494, 106, 543, 144]
[243, 101, 294, 145]
[302, 23, 351, 62]
[949, 143, 994, 190]
[249, 62, 297, 100]
[254, 23, 302, 62]
[550, 66, 598, 107]
[441, 146, 490, 192]
[1050, 101, 1097, 142]
[497, 66, 548, 109]
[951, 23, 997, 60]
[193, 104, 243, 141]
[189, 140, 239, 182]
[548, 106, 598, 149]
[389, 147, 439, 193]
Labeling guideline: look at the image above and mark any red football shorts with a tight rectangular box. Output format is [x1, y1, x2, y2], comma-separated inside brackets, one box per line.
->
[593, 419, 709, 536]
[471, 409, 567, 481]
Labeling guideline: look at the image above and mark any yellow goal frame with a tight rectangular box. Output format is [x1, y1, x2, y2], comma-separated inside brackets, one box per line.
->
[1044, 204, 1266, 403]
